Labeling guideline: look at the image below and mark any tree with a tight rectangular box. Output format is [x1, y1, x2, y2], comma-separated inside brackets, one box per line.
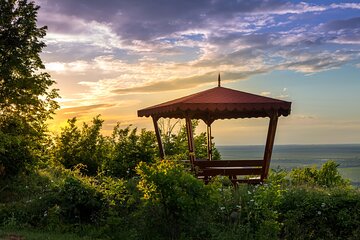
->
[0, 0, 59, 177]
[56, 117, 158, 178]
[103, 123, 158, 178]
[56, 116, 110, 176]
[159, 119, 221, 160]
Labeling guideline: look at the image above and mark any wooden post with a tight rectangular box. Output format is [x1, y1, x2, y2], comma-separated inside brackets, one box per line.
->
[185, 118, 196, 167]
[207, 124, 212, 160]
[261, 113, 279, 180]
[152, 116, 165, 159]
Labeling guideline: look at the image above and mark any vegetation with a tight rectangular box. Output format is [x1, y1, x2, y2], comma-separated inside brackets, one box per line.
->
[1, 1, 359, 240]
[1, 151, 359, 239]
[159, 119, 221, 161]
[0, 0, 59, 178]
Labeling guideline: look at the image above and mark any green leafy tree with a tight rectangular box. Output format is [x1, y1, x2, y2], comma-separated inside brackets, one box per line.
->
[0, 0, 59, 177]
[160, 119, 221, 160]
[56, 117, 158, 178]
[103, 124, 158, 178]
[56, 116, 109, 175]
[290, 160, 349, 187]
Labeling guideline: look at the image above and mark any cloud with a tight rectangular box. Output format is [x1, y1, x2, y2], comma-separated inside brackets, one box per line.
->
[330, 3, 360, 10]
[45, 61, 90, 73]
[36, 0, 360, 70]
[278, 50, 358, 73]
[318, 17, 360, 45]
[112, 70, 268, 94]
[36, 0, 360, 45]
[35, 0, 360, 114]
[57, 104, 116, 116]
[260, 91, 271, 96]
[291, 114, 317, 120]
[322, 17, 360, 31]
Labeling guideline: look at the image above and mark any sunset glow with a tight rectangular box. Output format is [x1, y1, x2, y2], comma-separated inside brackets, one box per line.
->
[36, 0, 360, 144]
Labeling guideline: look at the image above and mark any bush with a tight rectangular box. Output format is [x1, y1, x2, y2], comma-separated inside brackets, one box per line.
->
[278, 187, 360, 239]
[290, 160, 350, 187]
[0, 115, 38, 178]
[51, 167, 129, 226]
[56, 116, 109, 176]
[56, 174, 103, 224]
[210, 179, 281, 240]
[103, 125, 158, 179]
[56, 117, 158, 178]
[136, 160, 217, 239]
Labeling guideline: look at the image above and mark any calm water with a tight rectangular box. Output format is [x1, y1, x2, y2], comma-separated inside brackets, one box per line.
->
[217, 144, 360, 185]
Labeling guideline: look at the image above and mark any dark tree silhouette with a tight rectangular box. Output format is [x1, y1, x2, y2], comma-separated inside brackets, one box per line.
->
[0, 0, 59, 177]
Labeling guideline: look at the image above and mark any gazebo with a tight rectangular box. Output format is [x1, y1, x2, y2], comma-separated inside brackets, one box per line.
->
[138, 75, 291, 184]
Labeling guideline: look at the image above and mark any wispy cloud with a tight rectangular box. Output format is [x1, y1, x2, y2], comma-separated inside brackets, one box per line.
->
[112, 70, 269, 94]
[58, 104, 116, 116]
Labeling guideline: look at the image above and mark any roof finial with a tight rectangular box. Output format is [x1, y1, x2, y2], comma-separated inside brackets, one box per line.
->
[218, 73, 221, 87]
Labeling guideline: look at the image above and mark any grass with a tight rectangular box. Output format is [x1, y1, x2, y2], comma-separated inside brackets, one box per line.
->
[0, 228, 104, 240]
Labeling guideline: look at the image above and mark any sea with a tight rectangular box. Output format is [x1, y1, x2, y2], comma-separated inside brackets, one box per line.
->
[217, 144, 360, 186]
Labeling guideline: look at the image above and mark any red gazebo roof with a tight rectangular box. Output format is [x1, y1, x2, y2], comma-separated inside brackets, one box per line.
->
[138, 86, 291, 124]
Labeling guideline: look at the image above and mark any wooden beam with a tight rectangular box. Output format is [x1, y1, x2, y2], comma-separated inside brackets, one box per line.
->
[185, 118, 196, 167]
[261, 113, 279, 180]
[206, 124, 213, 160]
[194, 160, 263, 168]
[152, 116, 165, 159]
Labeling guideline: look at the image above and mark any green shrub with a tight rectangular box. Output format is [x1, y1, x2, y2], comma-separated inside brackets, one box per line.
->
[210, 179, 281, 240]
[102, 125, 158, 179]
[278, 187, 360, 239]
[56, 117, 109, 176]
[136, 160, 217, 239]
[56, 175, 103, 224]
[290, 160, 350, 187]
[0, 115, 37, 178]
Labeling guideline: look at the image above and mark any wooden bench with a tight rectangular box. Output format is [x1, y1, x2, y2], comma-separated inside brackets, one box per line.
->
[193, 160, 263, 185]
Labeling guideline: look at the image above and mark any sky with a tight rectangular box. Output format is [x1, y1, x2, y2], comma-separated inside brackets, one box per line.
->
[35, 0, 360, 145]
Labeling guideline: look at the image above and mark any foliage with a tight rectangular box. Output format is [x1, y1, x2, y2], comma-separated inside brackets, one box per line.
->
[290, 160, 350, 187]
[0, 0, 59, 178]
[0, 160, 359, 240]
[55, 117, 158, 178]
[136, 160, 218, 239]
[56, 174, 103, 224]
[55, 116, 109, 175]
[210, 178, 281, 240]
[0, 168, 131, 239]
[0, 228, 101, 240]
[103, 123, 158, 179]
[54, 117, 222, 178]
[278, 187, 360, 239]
[0, 118, 35, 177]
[160, 119, 221, 160]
